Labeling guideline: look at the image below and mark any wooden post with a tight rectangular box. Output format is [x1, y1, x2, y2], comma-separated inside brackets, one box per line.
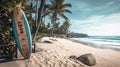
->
[32, 42, 36, 53]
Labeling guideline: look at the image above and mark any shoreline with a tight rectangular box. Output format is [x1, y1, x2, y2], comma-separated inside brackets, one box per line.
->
[69, 38, 120, 51]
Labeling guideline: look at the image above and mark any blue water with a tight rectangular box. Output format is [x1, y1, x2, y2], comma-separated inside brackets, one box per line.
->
[72, 36, 120, 50]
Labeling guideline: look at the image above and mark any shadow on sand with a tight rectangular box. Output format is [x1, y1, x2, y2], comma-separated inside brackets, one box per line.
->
[0, 58, 24, 63]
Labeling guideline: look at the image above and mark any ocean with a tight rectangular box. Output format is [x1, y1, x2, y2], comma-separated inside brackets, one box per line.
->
[71, 36, 120, 51]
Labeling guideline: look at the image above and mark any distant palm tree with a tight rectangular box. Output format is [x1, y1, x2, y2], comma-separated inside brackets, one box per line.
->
[54, 22, 60, 34]
[45, 0, 72, 36]
[47, 22, 51, 33]
[62, 20, 71, 35]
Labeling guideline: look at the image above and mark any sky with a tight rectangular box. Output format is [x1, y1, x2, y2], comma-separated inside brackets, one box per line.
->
[64, 0, 120, 36]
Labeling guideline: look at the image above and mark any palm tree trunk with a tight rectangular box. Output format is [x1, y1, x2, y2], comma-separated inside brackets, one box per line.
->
[32, 0, 45, 41]
[32, 0, 38, 37]
[35, 0, 38, 28]
[30, 2, 33, 30]
[50, 23, 55, 36]
[50, 14, 57, 36]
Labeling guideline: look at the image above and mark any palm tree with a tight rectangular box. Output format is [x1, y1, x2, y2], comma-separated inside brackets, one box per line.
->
[32, 0, 46, 41]
[61, 20, 71, 35]
[26, 0, 36, 30]
[45, 0, 72, 36]
[46, 22, 51, 33]
[54, 22, 60, 34]
[25, 0, 38, 37]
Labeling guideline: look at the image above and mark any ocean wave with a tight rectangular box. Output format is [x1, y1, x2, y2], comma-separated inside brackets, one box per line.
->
[71, 37, 120, 51]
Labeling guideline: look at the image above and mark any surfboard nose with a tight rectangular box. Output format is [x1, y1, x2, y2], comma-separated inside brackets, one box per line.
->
[14, 7, 20, 14]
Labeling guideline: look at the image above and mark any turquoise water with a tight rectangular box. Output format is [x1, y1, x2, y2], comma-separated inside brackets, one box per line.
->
[72, 36, 120, 50]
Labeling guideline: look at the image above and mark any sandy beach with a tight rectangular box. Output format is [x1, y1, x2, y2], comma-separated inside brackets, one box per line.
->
[0, 37, 120, 67]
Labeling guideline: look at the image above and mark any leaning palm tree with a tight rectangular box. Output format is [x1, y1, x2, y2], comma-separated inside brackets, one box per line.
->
[45, 0, 72, 36]
[32, 0, 46, 41]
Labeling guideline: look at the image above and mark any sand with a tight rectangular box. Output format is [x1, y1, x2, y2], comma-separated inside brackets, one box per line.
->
[0, 37, 120, 67]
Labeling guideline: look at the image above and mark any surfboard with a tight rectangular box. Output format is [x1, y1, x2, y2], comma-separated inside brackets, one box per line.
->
[12, 7, 32, 59]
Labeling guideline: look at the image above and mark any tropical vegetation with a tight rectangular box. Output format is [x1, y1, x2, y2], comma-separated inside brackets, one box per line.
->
[0, 0, 27, 45]
[0, 0, 72, 45]
[44, 0, 72, 35]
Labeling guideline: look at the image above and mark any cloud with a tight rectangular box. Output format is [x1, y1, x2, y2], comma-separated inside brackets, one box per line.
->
[65, 0, 120, 35]
[93, 1, 115, 10]
[68, 0, 120, 19]
[70, 13, 120, 36]
[72, 1, 116, 11]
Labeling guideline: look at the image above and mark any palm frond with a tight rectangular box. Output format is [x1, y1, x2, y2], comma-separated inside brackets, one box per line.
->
[60, 3, 72, 9]
[42, 11, 51, 18]
[59, 0, 64, 5]
[59, 13, 69, 20]
[45, 4, 54, 10]
[60, 9, 72, 14]
[50, 0, 56, 7]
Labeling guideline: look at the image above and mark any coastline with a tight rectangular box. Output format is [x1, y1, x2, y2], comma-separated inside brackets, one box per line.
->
[0, 37, 120, 67]
[69, 38, 120, 51]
